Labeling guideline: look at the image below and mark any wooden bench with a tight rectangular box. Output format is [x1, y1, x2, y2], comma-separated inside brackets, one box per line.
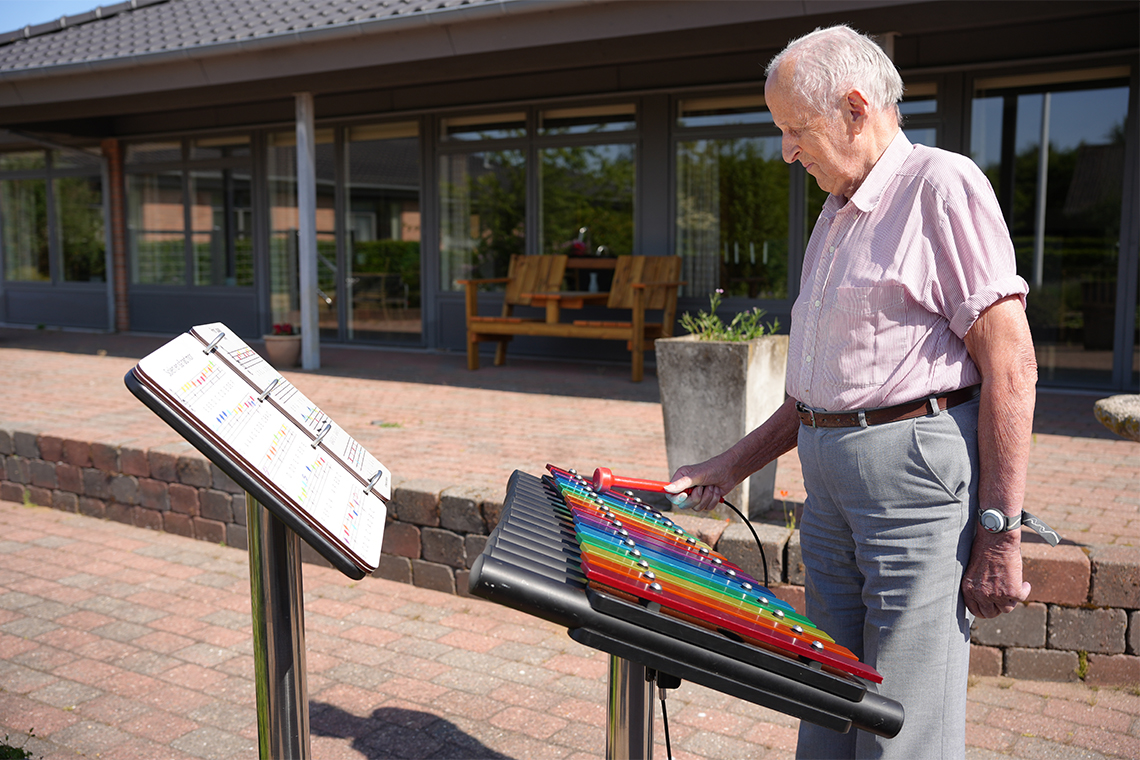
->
[460, 255, 683, 382]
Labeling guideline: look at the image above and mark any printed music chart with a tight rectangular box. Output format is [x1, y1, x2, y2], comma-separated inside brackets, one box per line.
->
[130, 323, 390, 575]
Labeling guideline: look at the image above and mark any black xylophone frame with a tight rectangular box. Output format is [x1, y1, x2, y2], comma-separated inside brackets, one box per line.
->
[469, 469, 904, 759]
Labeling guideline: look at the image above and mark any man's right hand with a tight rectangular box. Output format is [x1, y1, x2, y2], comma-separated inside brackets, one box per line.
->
[664, 452, 740, 512]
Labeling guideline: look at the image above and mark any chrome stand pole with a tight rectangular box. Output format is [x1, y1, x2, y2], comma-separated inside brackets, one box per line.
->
[606, 655, 654, 760]
[247, 494, 311, 760]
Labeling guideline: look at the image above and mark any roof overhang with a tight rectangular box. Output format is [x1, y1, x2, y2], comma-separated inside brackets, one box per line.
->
[0, 0, 924, 109]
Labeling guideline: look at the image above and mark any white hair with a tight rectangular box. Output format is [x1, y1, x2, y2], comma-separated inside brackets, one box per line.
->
[766, 25, 903, 122]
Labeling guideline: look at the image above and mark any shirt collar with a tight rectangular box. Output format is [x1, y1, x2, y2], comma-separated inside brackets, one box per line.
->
[835, 130, 912, 214]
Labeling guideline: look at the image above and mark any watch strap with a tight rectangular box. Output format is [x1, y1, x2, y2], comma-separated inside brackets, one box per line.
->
[1022, 510, 1061, 547]
[978, 508, 1061, 547]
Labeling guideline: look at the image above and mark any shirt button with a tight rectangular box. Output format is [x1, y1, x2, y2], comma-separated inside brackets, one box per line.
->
[805, 355, 813, 363]
[829, 245, 836, 253]
[814, 299, 821, 308]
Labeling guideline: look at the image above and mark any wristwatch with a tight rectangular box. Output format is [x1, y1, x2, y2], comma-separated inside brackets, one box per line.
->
[978, 509, 1021, 533]
[977, 508, 1060, 547]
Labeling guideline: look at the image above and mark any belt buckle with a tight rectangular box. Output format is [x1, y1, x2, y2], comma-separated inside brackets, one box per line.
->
[797, 402, 817, 428]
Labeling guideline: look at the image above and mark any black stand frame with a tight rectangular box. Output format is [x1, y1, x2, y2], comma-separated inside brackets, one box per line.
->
[126, 369, 374, 760]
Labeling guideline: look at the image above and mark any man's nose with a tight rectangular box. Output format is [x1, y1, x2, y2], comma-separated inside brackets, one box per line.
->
[781, 134, 798, 164]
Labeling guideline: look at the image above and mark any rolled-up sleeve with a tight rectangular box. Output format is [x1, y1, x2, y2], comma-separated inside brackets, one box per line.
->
[935, 159, 1029, 339]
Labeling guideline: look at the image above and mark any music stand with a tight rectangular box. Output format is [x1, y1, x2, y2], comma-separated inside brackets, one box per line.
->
[126, 324, 390, 760]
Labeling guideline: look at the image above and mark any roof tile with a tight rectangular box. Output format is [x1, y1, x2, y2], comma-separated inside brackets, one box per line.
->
[0, 0, 505, 73]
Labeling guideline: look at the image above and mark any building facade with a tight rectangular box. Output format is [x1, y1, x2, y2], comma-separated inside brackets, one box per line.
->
[0, 0, 1136, 390]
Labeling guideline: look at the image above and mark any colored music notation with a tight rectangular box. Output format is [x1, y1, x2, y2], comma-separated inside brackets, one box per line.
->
[130, 324, 391, 576]
[546, 464, 882, 683]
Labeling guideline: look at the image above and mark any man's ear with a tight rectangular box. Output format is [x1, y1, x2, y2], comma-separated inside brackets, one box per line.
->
[845, 89, 870, 133]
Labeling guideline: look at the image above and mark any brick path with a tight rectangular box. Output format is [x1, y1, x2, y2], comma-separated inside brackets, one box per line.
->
[0, 326, 1138, 759]
[2, 501, 1138, 760]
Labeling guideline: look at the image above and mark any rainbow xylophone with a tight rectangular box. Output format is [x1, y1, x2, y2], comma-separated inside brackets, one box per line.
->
[468, 466, 904, 737]
[550, 464, 880, 683]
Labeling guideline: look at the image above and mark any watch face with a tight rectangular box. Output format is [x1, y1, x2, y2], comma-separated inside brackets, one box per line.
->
[980, 510, 1005, 533]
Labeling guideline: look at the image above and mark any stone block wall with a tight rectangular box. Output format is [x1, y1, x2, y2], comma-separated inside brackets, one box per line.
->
[2, 426, 1137, 687]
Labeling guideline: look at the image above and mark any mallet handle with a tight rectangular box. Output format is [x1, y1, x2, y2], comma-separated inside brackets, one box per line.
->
[592, 467, 669, 494]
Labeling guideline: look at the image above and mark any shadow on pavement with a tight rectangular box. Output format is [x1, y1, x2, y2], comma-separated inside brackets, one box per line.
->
[310, 702, 511, 759]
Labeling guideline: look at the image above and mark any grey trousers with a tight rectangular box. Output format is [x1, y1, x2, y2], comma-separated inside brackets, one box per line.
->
[794, 399, 979, 760]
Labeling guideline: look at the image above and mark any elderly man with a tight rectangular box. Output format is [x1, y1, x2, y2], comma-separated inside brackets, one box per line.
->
[665, 25, 1037, 760]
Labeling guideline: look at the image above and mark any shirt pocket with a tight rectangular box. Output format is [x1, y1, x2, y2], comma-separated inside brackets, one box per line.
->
[824, 284, 909, 390]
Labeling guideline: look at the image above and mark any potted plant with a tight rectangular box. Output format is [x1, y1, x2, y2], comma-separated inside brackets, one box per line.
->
[262, 323, 301, 368]
[656, 289, 788, 520]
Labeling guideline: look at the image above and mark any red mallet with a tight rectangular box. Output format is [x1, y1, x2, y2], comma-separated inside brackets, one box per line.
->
[591, 467, 670, 494]
[591, 466, 721, 509]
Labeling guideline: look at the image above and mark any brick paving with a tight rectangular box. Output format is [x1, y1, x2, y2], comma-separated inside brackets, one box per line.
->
[1, 502, 1138, 760]
[0, 325, 1138, 759]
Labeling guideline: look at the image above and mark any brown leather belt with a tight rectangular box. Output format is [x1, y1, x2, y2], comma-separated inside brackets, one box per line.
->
[796, 385, 981, 428]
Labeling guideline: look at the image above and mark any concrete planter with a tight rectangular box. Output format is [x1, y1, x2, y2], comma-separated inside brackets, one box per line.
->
[656, 333, 789, 520]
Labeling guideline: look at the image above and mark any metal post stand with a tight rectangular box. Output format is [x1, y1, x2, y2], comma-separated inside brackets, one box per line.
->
[606, 655, 654, 760]
[247, 493, 311, 760]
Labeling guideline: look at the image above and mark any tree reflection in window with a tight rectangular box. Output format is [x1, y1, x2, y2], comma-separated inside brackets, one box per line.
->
[439, 150, 525, 289]
[540, 144, 634, 260]
[676, 137, 789, 299]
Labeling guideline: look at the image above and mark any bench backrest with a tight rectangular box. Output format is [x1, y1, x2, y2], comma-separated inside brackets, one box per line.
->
[606, 256, 682, 310]
[504, 254, 568, 307]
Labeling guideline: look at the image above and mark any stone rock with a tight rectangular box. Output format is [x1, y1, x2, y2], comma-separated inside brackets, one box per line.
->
[1093, 394, 1140, 442]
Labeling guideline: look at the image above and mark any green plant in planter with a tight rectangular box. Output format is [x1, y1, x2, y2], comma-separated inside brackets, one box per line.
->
[679, 289, 780, 341]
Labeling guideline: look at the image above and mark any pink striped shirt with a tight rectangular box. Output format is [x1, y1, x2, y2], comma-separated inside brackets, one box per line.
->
[787, 132, 1028, 411]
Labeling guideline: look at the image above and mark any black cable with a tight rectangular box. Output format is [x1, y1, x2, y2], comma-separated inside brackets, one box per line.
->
[660, 692, 673, 760]
[721, 498, 769, 589]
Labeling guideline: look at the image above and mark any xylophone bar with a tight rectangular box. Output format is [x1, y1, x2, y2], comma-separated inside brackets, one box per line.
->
[469, 470, 904, 738]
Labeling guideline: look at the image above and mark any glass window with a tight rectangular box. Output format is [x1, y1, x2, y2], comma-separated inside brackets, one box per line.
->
[440, 112, 526, 142]
[52, 149, 102, 171]
[540, 143, 634, 258]
[538, 104, 636, 135]
[191, 135, 251, 161]
[903, 127, 937, 147]
[267, 134, 298, 325]
[127, 136, 253, 289]
[57, 176, 105, 282]
[346, 122, 422, 342]
[900, 82, 938, 116]
[900, 83, 938, 147]
[676, 137, 789, 299]
[266, 130, 336, 328]
[677, 95, 771, 128]
[0, 151, 46, 172]
[1, 178, 49, 281]
[971, 75, 1130, 387]
[128, 171, 185, 285]
[189, 170, 252, 287]
[126, 142, 182, 164]
[438, 150, 526, 289]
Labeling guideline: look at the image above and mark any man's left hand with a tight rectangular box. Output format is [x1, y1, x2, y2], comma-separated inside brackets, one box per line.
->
[961, 532, 1031, 618]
